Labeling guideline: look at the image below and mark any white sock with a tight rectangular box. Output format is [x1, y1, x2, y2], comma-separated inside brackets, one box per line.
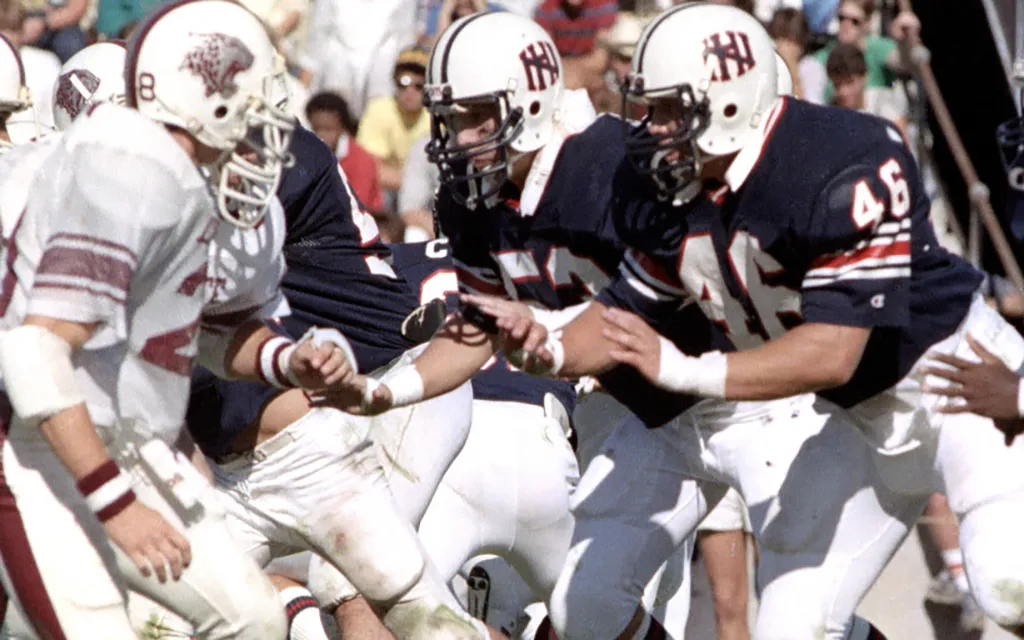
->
[941, 548, 971, 593]
[280, 586, 329, 640]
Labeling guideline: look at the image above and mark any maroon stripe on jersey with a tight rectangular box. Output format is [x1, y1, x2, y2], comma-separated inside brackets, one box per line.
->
[0, 395, 70, 640]
[32, 282, 127, 305]
[36, 246, 133, 293]
[254, 335, 276, 386]
[48, 233, 138, 263]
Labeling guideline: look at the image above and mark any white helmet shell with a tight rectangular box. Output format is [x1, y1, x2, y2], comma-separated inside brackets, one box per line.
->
[633, 2, 778, 157]
[125, 0, 297, 228]
[52, 41, 127, 131]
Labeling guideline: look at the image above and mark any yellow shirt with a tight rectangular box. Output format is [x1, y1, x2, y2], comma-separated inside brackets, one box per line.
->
[356, 96, 430, 164]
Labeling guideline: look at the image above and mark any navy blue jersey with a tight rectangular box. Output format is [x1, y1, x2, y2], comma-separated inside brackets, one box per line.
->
[389, 239, 576, 413]
[437, 115, 724, 427]
[600, 99, 983, 408]
[277, 126, 418, 372]
[187, 128, 422, 456]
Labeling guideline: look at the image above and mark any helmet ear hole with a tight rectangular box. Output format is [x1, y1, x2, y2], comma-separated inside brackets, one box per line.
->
[214, 105, 228, 119]
[723, 103, 737, 118]
[529, 100, 541, 116]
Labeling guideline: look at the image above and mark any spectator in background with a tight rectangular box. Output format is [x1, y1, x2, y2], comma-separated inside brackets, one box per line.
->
[301, 0, 418, 118]
[767, 7, 824, 102]
[399, 135, 437, 241]
[0, 0, 59, 130]
[534, 0, 616, 98]
[419, 0, 498, 48]
[237, 0, 310, 70]
[826, 42, 908, 139]
[807, 0, 919, 104]
[593, 11, 645, 115]
[19, 0, 86, 62]
[356, 46, 430, 199]
[306, 91, 385, 214]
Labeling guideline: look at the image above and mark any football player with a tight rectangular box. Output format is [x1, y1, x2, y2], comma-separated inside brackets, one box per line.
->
[328, 10, 899, 640]
[0, 1, 352, 637]
[0, 33, 39, 152]
[502, 3, 1024, 637]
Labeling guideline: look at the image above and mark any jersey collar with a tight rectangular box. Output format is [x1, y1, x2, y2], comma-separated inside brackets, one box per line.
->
[723, 97, 788, 192]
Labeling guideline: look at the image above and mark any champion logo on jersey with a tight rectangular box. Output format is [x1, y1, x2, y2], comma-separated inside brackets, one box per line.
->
[702, 31, 756, 82]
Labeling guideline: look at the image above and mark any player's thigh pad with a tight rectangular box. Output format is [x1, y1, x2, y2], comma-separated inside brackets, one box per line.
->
[0, 422, 136, 640]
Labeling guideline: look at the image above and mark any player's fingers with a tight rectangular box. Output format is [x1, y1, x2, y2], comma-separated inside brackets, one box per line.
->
[608, 349, 642, 369]
[602, 327, 639, 351]
[929, 352, 975, 372]
[602, 307, 643, 332]
[921, 384, 963, 397]
[509, 317, 533, 342]
[130, 551, 151, 578]
[966, 334, 1001, 365]
[145, 545, 168, 583]
[156, 537, 185, 581]
[522, 325, 548, 354]
[937, 402, 971, 415]
[921, 362, 965, 385]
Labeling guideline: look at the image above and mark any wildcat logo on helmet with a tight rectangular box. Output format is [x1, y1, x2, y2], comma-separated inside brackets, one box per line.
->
[518, 40, 559, 91]
[702, 31, 756, 82]
[179, 32, 254, 98]
[54, 69, 100, 120]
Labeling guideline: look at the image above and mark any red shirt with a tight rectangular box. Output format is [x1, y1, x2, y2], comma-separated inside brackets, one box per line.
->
[533, 0, 617, 57]
[338, 137, 384, 213]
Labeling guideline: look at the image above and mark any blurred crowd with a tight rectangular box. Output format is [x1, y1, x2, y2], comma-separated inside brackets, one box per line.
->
[6, 0, 972, 252]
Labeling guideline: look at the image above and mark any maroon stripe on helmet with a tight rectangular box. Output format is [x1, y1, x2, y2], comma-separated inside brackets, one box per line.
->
[0, 395, 70, 640]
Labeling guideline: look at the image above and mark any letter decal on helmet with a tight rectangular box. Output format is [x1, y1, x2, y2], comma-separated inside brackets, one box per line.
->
[179, 32, 254, 98]
[702, 31, 756, 82]
[54, 69, 100, 121]
[518, 41, 559, 91]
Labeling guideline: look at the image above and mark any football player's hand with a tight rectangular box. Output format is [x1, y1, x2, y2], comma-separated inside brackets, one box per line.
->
[461, 293, 533, 324]
[288, 339, 355, 392]
[496, 314, 557, 375]
[602, 307, 662, 383]
[311, 374, 382, 415]
[104, 501, 191, 583]
[922, 334, 1023, 439]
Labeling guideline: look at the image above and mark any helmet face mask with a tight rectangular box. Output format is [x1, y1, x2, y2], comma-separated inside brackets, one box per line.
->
[0, 32, 37, 153]
[126, 0, 297, 228]
[623, 76, 711, 205]
[626, 3, 779, 205]
[424, 11, 564, 210]
[425, 86, 524, 209]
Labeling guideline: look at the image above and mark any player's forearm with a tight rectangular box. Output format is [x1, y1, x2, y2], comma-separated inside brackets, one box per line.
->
[38, 404, 117, 480]
[408, 313, 497, 399]
[723, 323, 869, 400]
[556, 301, 619, 378]
[221, 320, 277, 381]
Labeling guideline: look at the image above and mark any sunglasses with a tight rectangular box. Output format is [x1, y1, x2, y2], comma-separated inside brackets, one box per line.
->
[838, 13, 863, 27]
[396, 75, 425, 91]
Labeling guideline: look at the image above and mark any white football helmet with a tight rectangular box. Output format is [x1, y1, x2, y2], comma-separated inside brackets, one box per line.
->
[425, 11, 565, 208]
[625, 2, 778, 203]
[0, 33, 34, 154]
[125, 0, 296, 228]
[52, 42, 127, 131]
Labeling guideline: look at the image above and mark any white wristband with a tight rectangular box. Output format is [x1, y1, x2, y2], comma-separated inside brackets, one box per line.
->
[1017, 378, 1024, 419]
[655, 336, 728, 398]
[382, 366, 425, 408]
[257, 336, 300, 389]
[509, 332, 565, 377]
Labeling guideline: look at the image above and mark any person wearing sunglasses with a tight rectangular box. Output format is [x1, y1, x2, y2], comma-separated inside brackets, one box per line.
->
[805, 0, 919, 105]
[356, 46, 431, 197]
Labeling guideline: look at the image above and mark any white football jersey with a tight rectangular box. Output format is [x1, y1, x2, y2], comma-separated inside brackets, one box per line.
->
[197, 195, 290, 375]
[0, 103, 219, 443]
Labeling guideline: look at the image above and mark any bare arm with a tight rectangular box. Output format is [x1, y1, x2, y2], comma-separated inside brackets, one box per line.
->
[45, 0, 87, 31]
